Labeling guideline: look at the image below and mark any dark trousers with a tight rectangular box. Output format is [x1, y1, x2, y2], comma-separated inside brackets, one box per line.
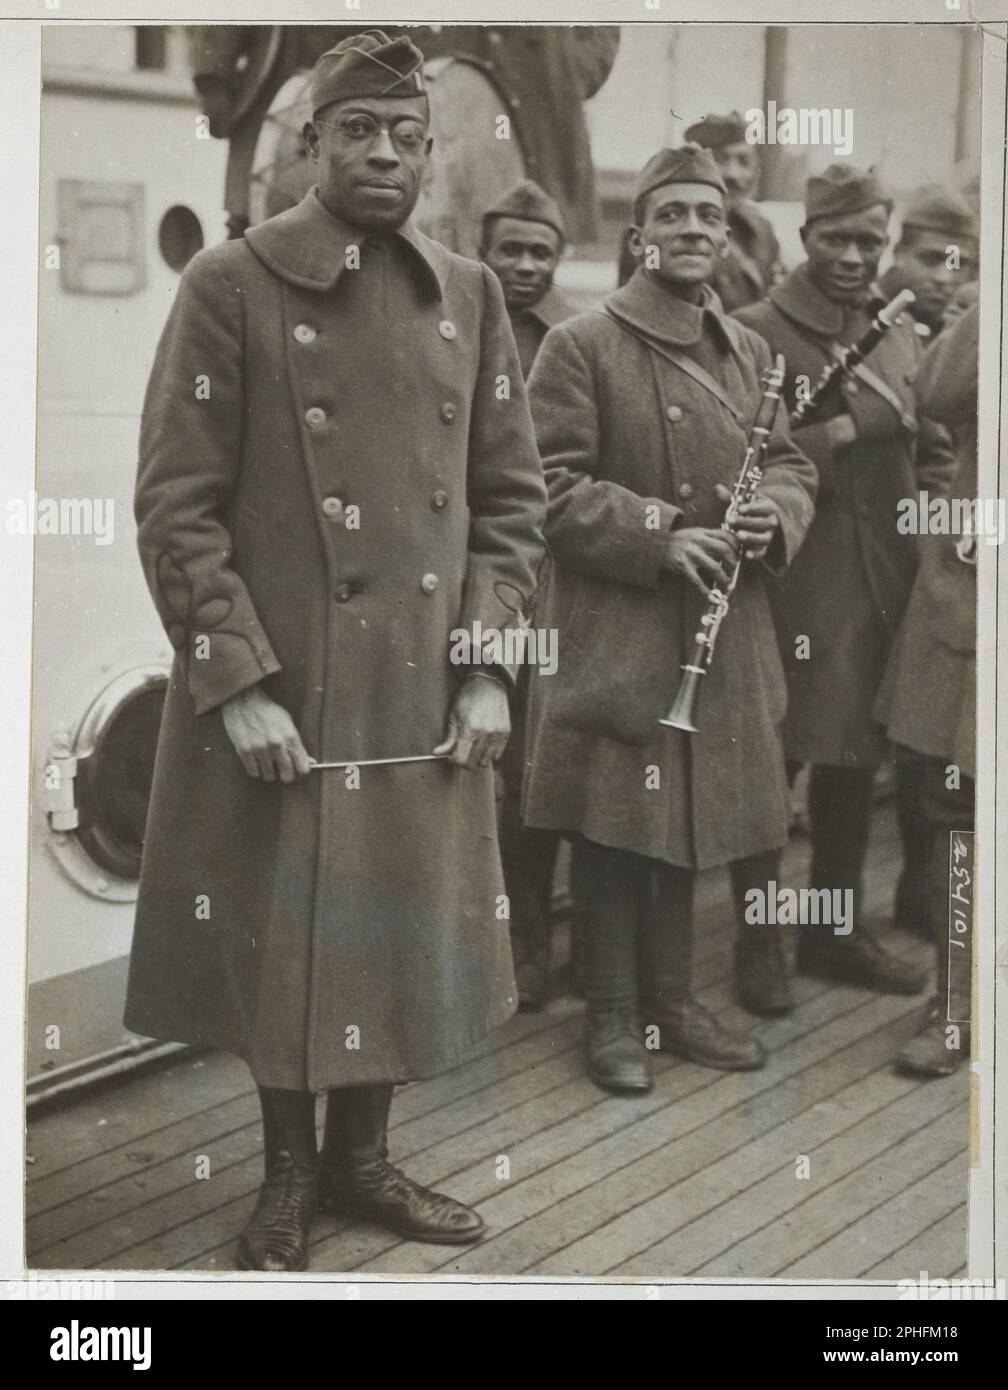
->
[787, 762, 875, 929]
[788, 759, 939, 936]
[498, 767, 559, 973]
[569, 836, 780, 1008]
[895, 747, 975, 1017]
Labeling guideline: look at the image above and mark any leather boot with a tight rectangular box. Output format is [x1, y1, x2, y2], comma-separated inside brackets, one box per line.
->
[796, 923, 928, 994]
[236, 1086, 319, 1272]
[641, 995, 767, 1070]
[897, 998, 970, 1077]
[585, 1003, 652, 1093]
[320, 1085, 485, 1244]
[735, 928, 793, 1016]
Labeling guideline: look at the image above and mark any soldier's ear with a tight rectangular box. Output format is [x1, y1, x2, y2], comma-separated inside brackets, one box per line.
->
[626, 225, 645, 260]
[304, 122, 320, 162]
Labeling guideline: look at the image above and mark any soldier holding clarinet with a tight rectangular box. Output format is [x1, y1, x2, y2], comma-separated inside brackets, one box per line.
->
[522, 144, 817, 1094]
[736, 164, 957, 1007]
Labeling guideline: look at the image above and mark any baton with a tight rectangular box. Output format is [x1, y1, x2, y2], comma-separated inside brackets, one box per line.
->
[309, 754, 451, 770]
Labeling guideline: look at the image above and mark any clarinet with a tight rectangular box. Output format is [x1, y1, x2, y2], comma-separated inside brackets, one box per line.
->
[789, 288, 916, 426]
[660, 353, 786, 734]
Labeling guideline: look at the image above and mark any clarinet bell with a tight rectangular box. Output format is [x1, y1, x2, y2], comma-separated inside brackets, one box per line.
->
[659, 665, 705, 733]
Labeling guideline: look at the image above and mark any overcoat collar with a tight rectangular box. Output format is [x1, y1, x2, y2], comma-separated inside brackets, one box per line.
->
[769, 261, 885, 339]
[604, 269, 736, 352]
[245, 186, 449, 300]
[523, 285, 575, 332]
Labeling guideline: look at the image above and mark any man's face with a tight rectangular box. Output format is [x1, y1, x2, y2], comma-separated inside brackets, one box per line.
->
[801, 205, 890, 304]
[481, 216, 562, 312]
[711, 141, 760, 200]
[304, 94, 432, 231]
[888, 229, 979, 328]
[629, 182, 730, 292]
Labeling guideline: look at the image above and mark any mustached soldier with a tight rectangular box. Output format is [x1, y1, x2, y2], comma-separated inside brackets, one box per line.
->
[125, 31, 546, 1271]
[683, 111, 783, 312]
[522, 146, 817, 1093]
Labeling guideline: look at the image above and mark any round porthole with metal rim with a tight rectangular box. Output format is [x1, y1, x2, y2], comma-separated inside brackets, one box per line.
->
[44, 658, 171, 897]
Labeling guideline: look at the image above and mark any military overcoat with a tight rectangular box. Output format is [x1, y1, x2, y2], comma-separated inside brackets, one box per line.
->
[736, 264, 956, 766]
[521, 272, 817, 871]
[875, 304, 978, 779]
[124, 188, 547, 1090]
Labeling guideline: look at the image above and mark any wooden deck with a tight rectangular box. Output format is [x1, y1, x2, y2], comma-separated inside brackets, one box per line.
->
[26, 803, 969, 1280]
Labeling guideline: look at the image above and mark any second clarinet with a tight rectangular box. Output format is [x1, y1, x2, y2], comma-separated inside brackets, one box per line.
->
[660, 353, 787, 734]
[789, 287, 915, 427]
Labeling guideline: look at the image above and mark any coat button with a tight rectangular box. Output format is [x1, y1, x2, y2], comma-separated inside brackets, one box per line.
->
[845, 380, 860, 396]
[305, 406, 327, 429]
[440, 402, 457, 423]
[438, 319, 457, 340]
[678, 483, 694, 500]
[665, 405, 683, 423]
[322, 496, 344, 518]
[431, 489, 448, 510]
[421, 573, 439, 595]
[334, 583, 353, 602]
[293, 323, 316, 344]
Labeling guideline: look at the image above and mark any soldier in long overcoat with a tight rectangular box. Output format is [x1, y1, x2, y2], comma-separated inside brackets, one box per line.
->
[478, 179, 575, 1009]
[736, 165, 956, 996]
[875, 303, 978, 1076]
[124, 32, 546, 1271]
[522, 146, 818, 1093]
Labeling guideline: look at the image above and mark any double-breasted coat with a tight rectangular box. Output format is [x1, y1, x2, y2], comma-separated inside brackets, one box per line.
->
[736, 265, 956, 767]
[124, 188, 547, 1091]
[875, 304, 978, 780]
[521, 272, 817, 871]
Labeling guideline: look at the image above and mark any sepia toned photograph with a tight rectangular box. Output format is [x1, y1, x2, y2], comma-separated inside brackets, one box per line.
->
[14, 6, 1001, 1297]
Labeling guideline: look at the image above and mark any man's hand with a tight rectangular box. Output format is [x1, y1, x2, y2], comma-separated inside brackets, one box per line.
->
[663, 526, 738, 596]
[434, 675, 511, 770]
[221, 685, 313, 783]
[715, 483, 782, 561]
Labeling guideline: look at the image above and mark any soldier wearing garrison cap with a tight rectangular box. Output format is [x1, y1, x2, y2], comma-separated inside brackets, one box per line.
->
[126, 28, 547, 1271]
[478, 180, 575, 1011]
[522, 143, 817, 1092]
[736, 164, 957, 1003]
[879, 184, 979, 338]
[683, 110, 783, 311]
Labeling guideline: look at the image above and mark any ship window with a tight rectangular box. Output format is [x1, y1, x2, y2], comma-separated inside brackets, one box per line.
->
[135, 27, 167, 71]
[158, 205, 204, 273]
[57, 180, 146, 296]
[74, 682, 166, 882]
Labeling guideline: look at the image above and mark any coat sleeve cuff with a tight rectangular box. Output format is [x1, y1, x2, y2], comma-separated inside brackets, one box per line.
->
[188, 632, 282, 716]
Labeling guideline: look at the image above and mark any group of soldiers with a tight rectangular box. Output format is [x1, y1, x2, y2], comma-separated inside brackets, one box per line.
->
[125, 31, 979, 1271]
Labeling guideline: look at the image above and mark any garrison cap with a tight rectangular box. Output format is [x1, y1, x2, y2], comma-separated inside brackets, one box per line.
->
[804, 163, 893, 224]
[900, 184, 978, 244]
[482, 180, 567, 244]
[310, 29, 426, 117]
[634, 143, 728, 216]
[683, 111, 749, 149]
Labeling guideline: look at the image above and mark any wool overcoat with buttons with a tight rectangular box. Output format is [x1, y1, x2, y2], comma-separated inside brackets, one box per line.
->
[520, 270, 818, 871]
[736, 264, 957, 768]
[124, 187, 547, 1090]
